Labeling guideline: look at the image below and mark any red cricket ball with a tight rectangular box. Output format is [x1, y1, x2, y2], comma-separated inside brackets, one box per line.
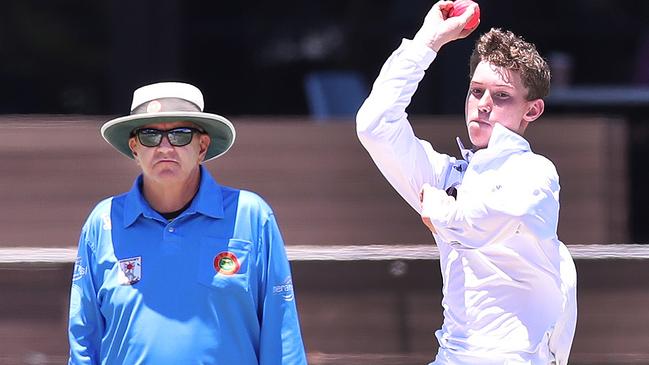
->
[449, 0, 481, 30]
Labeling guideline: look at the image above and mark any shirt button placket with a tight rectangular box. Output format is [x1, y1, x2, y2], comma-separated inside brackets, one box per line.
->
[163, 225, 177, 242]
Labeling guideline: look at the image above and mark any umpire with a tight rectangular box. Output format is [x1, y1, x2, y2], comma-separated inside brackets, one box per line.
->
[67, 82, 307, 364]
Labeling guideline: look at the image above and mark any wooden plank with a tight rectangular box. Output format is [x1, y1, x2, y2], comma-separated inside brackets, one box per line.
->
[0, 115, 629, 247]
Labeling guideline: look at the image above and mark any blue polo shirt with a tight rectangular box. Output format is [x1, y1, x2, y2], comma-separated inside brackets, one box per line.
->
[68, 166, 306, 365]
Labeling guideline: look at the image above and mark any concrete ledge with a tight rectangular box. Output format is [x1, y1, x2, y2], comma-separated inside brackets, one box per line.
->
[1, 244, 649, 264]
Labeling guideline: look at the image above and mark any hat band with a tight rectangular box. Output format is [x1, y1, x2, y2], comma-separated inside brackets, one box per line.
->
[131, 98, 202, 115]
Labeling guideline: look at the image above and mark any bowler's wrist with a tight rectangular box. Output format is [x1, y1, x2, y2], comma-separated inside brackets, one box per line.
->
[413, 32, 445, 52]
[400, 38, 438, 69]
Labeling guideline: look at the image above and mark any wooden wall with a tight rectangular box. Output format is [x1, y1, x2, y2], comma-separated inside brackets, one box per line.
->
[0, 114, 629, 248]
[0, 114, 642, 364]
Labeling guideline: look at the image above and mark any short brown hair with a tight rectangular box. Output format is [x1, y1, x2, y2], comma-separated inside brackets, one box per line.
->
[469, 28, 551, 100]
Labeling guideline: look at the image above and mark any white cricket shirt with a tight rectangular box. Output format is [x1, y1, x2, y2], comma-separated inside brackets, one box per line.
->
[356, 39, 577, 365]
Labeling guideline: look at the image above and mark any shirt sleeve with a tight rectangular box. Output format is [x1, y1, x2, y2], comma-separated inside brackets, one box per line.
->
[356, 38, 456, 213]
[428, 158, 561, 249]
[68, 223, 104, 365]
[257, 213, 307, 365]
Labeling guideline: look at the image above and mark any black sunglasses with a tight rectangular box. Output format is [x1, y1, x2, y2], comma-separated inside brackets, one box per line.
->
[132, 127, 204, 147]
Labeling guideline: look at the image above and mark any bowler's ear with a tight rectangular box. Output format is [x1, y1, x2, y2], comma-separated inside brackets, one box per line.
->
[523, 99, 544, 123]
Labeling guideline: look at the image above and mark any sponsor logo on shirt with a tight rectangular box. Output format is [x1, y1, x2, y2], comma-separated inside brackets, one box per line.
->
[272, 276, 295, 302]
[72, 256, 87, 281]
[117, 256, 142, 285]
[214, 252, 240, 275]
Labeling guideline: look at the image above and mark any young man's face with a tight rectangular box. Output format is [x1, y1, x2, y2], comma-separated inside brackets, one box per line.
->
[128, 121, 210, 185]
[464, 61, 543, 148]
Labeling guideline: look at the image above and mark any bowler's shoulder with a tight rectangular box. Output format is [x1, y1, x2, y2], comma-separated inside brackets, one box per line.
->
[527, 151, 558, 175]
[518, 151, 560, 186]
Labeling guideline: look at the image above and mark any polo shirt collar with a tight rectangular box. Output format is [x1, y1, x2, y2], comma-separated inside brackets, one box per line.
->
[455, 123, 531, 163]
[486, 122, 531, 154]
[123, 165, 224, 227]
[186, 166, 225, 220]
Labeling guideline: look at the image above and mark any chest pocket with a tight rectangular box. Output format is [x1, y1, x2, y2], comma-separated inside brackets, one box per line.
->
[197, 238, 252, 292]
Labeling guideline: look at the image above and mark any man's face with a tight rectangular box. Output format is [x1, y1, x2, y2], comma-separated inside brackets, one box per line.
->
[465, 61, 542, 148]
[128, 121, 210, 184]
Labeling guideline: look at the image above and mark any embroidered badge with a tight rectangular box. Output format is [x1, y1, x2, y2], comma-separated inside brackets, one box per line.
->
[214, 252, 240, 275]
[117, 256, 142, 285]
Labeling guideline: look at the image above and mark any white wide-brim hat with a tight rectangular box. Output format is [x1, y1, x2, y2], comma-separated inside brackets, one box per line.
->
[101, 82, 236, 162]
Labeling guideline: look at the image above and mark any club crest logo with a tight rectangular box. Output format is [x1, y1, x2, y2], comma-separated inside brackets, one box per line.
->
[214, 252, 240, 275]
[117, 256, 142, 285]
